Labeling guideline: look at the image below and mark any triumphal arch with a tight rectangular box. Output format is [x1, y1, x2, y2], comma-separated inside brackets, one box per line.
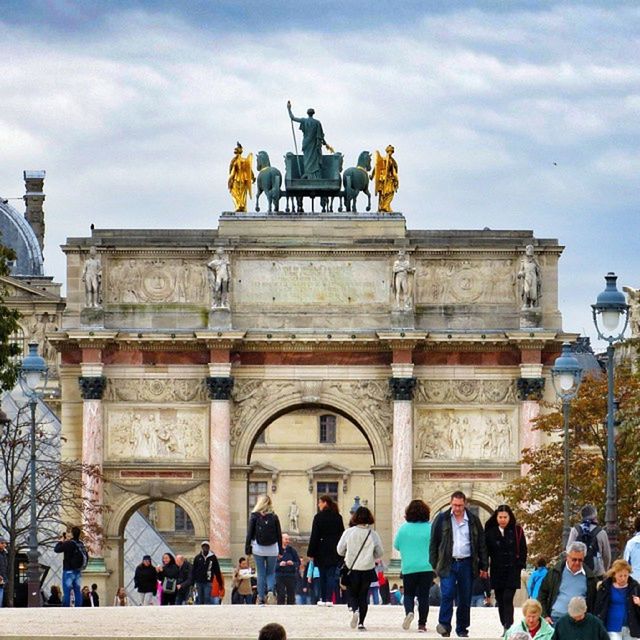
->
[53, 109, 569, 597]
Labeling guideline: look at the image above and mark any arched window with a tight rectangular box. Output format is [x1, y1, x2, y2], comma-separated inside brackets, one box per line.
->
[9, 326, 26, 360]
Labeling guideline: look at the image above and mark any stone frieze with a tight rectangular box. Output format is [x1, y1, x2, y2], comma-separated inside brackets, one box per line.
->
[104, 378, 208, 403]
[414, 379, 516, 404]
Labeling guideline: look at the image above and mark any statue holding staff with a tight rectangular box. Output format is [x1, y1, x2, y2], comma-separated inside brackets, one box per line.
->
[372, 145, 399, 212]
[287, 100, 334, 179]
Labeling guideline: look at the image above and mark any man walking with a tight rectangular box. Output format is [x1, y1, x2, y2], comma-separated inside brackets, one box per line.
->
[191, 541, 222, 604]
[429, 491, 488, 638]
[538, 541, 597, 624]
[276, 533, 300, 605]
[623, 514, 640, 581]
[0, 536, 8, 608]
[54, 526, 87, 607]
[566, 505, 611, 578]
[175, 554, 192, 605]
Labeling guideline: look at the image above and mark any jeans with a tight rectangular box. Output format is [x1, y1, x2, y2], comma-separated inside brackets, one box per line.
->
[439, 557, 473, 635]
[403, 571, 435, 627]
[0, 585, 4, 608]
[368, 585, 380, 604]
[470, 594, 486, 607]
[175, 587, 189, 605]
[62, 569, 83, 607]
[319, 565, 339, 604]
[195, 582, 211, 604]
[254, 555, 277, 600]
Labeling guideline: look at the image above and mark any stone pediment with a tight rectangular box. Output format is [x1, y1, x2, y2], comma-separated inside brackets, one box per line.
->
[0, 275, 59, 300]
[307, 462, 352, 494]
[248, 461, 279, 492]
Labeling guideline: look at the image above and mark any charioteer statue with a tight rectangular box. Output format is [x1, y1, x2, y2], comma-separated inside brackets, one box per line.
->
[286, 101, 334, 179]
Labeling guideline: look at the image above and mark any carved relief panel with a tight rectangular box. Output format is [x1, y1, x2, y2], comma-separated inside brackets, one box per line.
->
[104, 258, 209, 305]
[105, 406, 208, 462]
[414, 408, 517, 461]
[414, 379, 516, 404]
[104, 378, 208, 403]
[414, 259, 518, 305]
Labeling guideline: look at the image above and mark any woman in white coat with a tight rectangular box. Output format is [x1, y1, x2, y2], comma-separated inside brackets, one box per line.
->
[337, 506, 384, 631]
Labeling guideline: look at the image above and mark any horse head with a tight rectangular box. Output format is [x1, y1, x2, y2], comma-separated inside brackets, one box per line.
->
[356, 151, 372, 171]
[256, 151, 271, 171]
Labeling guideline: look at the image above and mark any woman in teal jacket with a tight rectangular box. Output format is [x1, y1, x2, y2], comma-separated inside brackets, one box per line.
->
[504, 599, 554, 640]
[393, 499, 434, 633]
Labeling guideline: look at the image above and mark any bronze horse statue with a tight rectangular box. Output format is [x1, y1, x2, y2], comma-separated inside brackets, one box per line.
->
[256, 151, 282, 213]
[342, 151, 372, 212]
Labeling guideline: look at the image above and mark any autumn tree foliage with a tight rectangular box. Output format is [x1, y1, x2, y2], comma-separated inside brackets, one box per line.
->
[501, 361, 640, 561]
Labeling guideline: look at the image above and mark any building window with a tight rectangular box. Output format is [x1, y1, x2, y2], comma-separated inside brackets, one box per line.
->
[9, 326, 25, 360]
[319, 414, 336, 444]
[174, 505, 194, 532]
[248, 481, 268, 511]
[316, 481, 339, 506]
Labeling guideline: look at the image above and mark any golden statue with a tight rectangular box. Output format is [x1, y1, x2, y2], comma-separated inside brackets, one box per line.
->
[228, 142, 255, 212]
[371, 145, 399, 213]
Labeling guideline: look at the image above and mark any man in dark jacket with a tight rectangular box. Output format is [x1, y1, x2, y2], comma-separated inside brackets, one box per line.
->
[551, 596, 609, 640]
[191, 541, 223, 604]
[0, 535, 8, 608]
[276, 534, 300, 605]
[538, 541, 597, 624]
[53, 526, 86, 607]
[429, 491, 488, 638]
[175, 555, 192, 605]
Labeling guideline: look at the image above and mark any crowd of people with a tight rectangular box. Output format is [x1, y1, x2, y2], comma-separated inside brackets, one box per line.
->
[3, 492, 640, 640]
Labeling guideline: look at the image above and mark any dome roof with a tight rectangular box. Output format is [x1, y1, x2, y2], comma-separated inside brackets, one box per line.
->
[0, 199, 43, 276]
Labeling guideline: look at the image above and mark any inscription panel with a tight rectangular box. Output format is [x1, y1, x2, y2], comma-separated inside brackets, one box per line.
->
[234, 259, 388, 308]
[106, 406, 208, 462]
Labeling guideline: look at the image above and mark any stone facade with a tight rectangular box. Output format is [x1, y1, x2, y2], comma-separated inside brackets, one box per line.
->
[53, 212, 572, 599]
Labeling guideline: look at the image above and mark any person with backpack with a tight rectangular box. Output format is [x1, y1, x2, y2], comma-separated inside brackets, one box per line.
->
[527, 556, 548, 600]
[567, 505, 611, 578]
[484, 504, 528, 634]
[245, 495, 283, 605]
[54, 526, 88, 607]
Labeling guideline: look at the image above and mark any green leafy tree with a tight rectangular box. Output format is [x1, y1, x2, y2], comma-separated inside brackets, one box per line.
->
[0, 238, 21, 390]
[501, 363, 640, 561]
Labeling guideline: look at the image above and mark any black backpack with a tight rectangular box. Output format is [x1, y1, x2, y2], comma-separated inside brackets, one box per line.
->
[254, 512, 278, 546]
[575, 523, 601, 571]
[69, 540, 89, 570]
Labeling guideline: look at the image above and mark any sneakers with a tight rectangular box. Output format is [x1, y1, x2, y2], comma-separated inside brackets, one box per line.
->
[325, 601, 333, 607]
[418, 624, 427, 633]
[436, 623, 451, 637]
[402, 612, 414, 630]
[316, 600, 324, 606]
[266, 591, 276, 605]
[358, 624, 366, 631]
[350, 611, 359, 629]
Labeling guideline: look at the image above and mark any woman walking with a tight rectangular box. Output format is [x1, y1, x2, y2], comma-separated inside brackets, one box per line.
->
[307, 494, 345, 606]
[134, 555, 158, 605]
[484, 504, 527, 634]
[393, 499, 435, 632]
[157, 552, 180, 605]
[594, 558, 640, 639]
[245, 495, 283, 605]
[337, 506, 384, 631]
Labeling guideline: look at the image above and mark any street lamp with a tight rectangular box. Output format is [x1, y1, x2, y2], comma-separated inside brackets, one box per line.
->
[592, 272, 629, 558]
[551, 342, 583, 548]
[18, 343, 48, 608]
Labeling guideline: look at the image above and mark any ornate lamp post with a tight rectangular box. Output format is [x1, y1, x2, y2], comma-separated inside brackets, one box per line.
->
[18, 343, 48, 608]
[551, 342, 583, 548]
[592, 272, 629, 558]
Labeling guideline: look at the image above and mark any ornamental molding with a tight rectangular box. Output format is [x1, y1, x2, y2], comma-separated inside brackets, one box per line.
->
[78, 376, 107, 400]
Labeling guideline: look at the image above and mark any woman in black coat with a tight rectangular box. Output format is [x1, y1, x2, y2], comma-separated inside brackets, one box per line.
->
[594, 558, 640, 638]
[307, 494, 345, 606]
[156, 552, 180, 605]
[134, 555, 158, 605]
[484, 504, 527, 633]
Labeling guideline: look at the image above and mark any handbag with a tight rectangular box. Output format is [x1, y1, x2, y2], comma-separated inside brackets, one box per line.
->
[162, 577, 177, 593]
[211, 574, 225, 599]
[339, 529, 372, 591]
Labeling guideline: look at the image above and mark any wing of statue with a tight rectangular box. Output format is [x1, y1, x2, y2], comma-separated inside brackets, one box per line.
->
[623, 286, 639, 301]
[243, 153, 254, 198]
[374, 150, 385, 195]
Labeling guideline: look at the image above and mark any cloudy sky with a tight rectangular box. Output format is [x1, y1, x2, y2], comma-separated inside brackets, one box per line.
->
[1, 1, 638, 348]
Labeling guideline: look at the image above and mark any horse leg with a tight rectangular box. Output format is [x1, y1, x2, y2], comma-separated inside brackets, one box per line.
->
[365, 186, 371, 212]
[256, 188, 261, 212]
[273, 175, 282, 212]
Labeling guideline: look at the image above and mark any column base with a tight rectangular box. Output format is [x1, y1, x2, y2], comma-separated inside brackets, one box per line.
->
[85, 557, 109, 573]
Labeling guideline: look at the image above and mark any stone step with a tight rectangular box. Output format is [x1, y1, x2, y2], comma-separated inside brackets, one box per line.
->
[0, 604, 505, 640]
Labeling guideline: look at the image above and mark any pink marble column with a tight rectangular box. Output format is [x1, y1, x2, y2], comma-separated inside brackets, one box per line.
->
[79, 376, 106, 557]
[519, 400, 541, 476]
[389, 377, 416, 560]
[206, 376, 234, 559]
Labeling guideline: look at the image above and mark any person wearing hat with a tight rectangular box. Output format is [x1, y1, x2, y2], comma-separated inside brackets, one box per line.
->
[191, 541, 222, 605]
[0, 535, 8, 608]
[567, 505, 611, 578]
[134, 555, 158, 605]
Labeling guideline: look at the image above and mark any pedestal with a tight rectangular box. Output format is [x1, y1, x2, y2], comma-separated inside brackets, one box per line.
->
[520, 308, 542, 329]
[390, 309, 415, 329]
[209, 308, 232, 330]
[80, 307, 104, 327]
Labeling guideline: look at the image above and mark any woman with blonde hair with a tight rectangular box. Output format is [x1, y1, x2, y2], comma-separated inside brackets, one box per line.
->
[113, 586, 128, 606]
[594, 558, 640, 639]
[245, 495, 283, 605]
[504, 598, 554, 639]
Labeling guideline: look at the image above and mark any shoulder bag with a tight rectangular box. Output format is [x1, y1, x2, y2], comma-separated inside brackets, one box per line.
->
[339, 529, 372, 591]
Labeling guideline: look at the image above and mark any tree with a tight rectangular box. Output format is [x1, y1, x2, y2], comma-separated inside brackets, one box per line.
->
[501, 363, 640, 561]
[0, 402, 104, 606]
[0, 237, 21, 389]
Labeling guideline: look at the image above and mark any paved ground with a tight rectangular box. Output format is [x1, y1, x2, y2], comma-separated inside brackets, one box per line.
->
[0, 604, 507, 639]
